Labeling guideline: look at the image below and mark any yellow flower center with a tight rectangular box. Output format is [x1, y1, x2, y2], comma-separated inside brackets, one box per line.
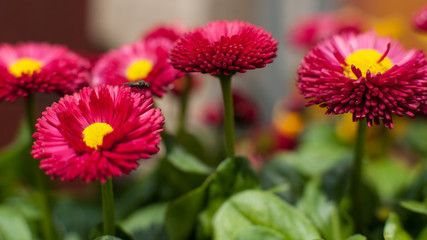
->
[82, 123, 114, 150]
[343, 49, 394, 79]
[126, 60, 153, 81]
[8, 58, 43, 77]
[273, 112, 304, 138]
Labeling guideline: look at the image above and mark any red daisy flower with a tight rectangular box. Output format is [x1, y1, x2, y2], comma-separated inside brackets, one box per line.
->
[413, 5, 427, 32]
[0, 42, 90, 101]
[31, 85, 164, 182]
[288, 12, 362, 48]
[91, 39, 184, 97]
[297, 31, 427, 128]
[170, 20, 278, 76]
[143, 23, 188, 43]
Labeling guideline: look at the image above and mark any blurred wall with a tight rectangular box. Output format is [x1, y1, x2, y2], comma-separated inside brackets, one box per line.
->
[0, 0, 88, 148]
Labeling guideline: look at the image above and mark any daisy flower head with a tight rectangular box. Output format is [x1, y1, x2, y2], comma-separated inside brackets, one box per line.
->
[31, 85, 164, 182]
[143, 23, 188, 43]
[297, 31, 427, 128]
[91, 39, 184, 97]
[170, 20, 278, 76]
[413, 5, 427, 32]
[0, 42, 90, 101]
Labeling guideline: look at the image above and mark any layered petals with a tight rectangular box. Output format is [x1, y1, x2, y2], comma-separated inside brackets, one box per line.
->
[297, 31, 427, 128]
[170, 20, 278, 76]
[0, 42, 90, 101]
[91, 39, 183, 97]
[32, 85, 165, 182]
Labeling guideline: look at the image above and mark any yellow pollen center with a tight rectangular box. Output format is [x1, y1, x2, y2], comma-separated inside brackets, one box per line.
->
[343, 49, 394, 79]
[82, 123, 114, 150]
[126, 60, 153, 81]
[8, 58, 43, 77]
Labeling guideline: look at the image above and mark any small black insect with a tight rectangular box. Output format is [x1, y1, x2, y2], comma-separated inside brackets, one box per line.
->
[122, 80, 151, 90]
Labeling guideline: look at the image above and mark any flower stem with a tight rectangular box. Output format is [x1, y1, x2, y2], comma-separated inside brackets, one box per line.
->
[26, 94, 57, 240]
[101, 178, 116, 236]
[219, 75, 235, 158]
[177, 75, 191, 135]
[350, 120, 367, 234]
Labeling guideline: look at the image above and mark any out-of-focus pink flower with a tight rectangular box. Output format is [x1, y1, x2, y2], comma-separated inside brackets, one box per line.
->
[0, 42, 90, 101]
[288, 13, 362, 48]
[202, 90, 260, 126]
[91, 39, 184, 97]
[413, 5, 427, 32]
[297, 31, 427, 128]
[142, 23, 188, 43]
[170, 20, 278, 76]
[32, 85, 164, 183]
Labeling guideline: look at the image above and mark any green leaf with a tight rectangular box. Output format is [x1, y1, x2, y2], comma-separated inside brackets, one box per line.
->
[165, 157, 259, 240]
[364, 157, 419, 202]
[94, 236, 123, 240]
[121, 203, 167, 239]
[400, 201, 427, 216]
[0, 206, 32, 240]
[298, 180, 352, 240]
[167, 147, 212, 175]
[233, 226, 284, 240]
[89, 224, 135, 240]
[269, 122, 351, 178]
[345, 234, 366, 240]
[213, 190, 320, 240]
[259, 157, 304, 203]
[384, 213, 413, 240]
[416, 226, 427, 240]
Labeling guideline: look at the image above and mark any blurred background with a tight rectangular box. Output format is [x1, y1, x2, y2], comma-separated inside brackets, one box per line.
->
[0, 0, 426, 148]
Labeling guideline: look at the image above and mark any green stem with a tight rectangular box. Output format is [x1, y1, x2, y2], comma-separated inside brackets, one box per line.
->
[101, 178, 116, 236]
[26, 94, 57, 240]
[177, 75, 191, 135]
[219, 75, 235, 158]
[350, 120, 368, 234]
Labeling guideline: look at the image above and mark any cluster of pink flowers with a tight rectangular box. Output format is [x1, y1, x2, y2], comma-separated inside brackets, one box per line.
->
[2, 16, 427, 182]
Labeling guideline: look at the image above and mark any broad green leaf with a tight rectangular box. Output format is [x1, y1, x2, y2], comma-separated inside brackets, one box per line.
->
[416, 226, 427, 240]
[298, 180, 352, 240]
[167, 147, 212, 175]
[384, 213, 413, 240]
[269, 122, 351, 177]
[233, 226, 284, 240]
[400, 201, 427, 216]
[364, 157, 419, 202]
[0, 207, 32, 240]
[402, 119, 427, 155]
[346, 234, 366, 240]
[260, 157, 304, 203]
[94, 236, 123, 240]
[121, 203, 167, 234]
[213, 190, 320, 240]
[89, 224, 135, 240]
[165, 157, 258, 240]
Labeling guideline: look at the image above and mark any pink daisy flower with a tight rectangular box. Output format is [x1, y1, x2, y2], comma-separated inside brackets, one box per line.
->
[170, 20, 278, 76]
[0, 42, 90, 101]
[91, 39, 184, 97]
[143, 23, 188, 43]
[288, 13, 362, 48]
[413, 5, 427, 32]
[31, 85, 164, 182]
[297, 31, 427, 128]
